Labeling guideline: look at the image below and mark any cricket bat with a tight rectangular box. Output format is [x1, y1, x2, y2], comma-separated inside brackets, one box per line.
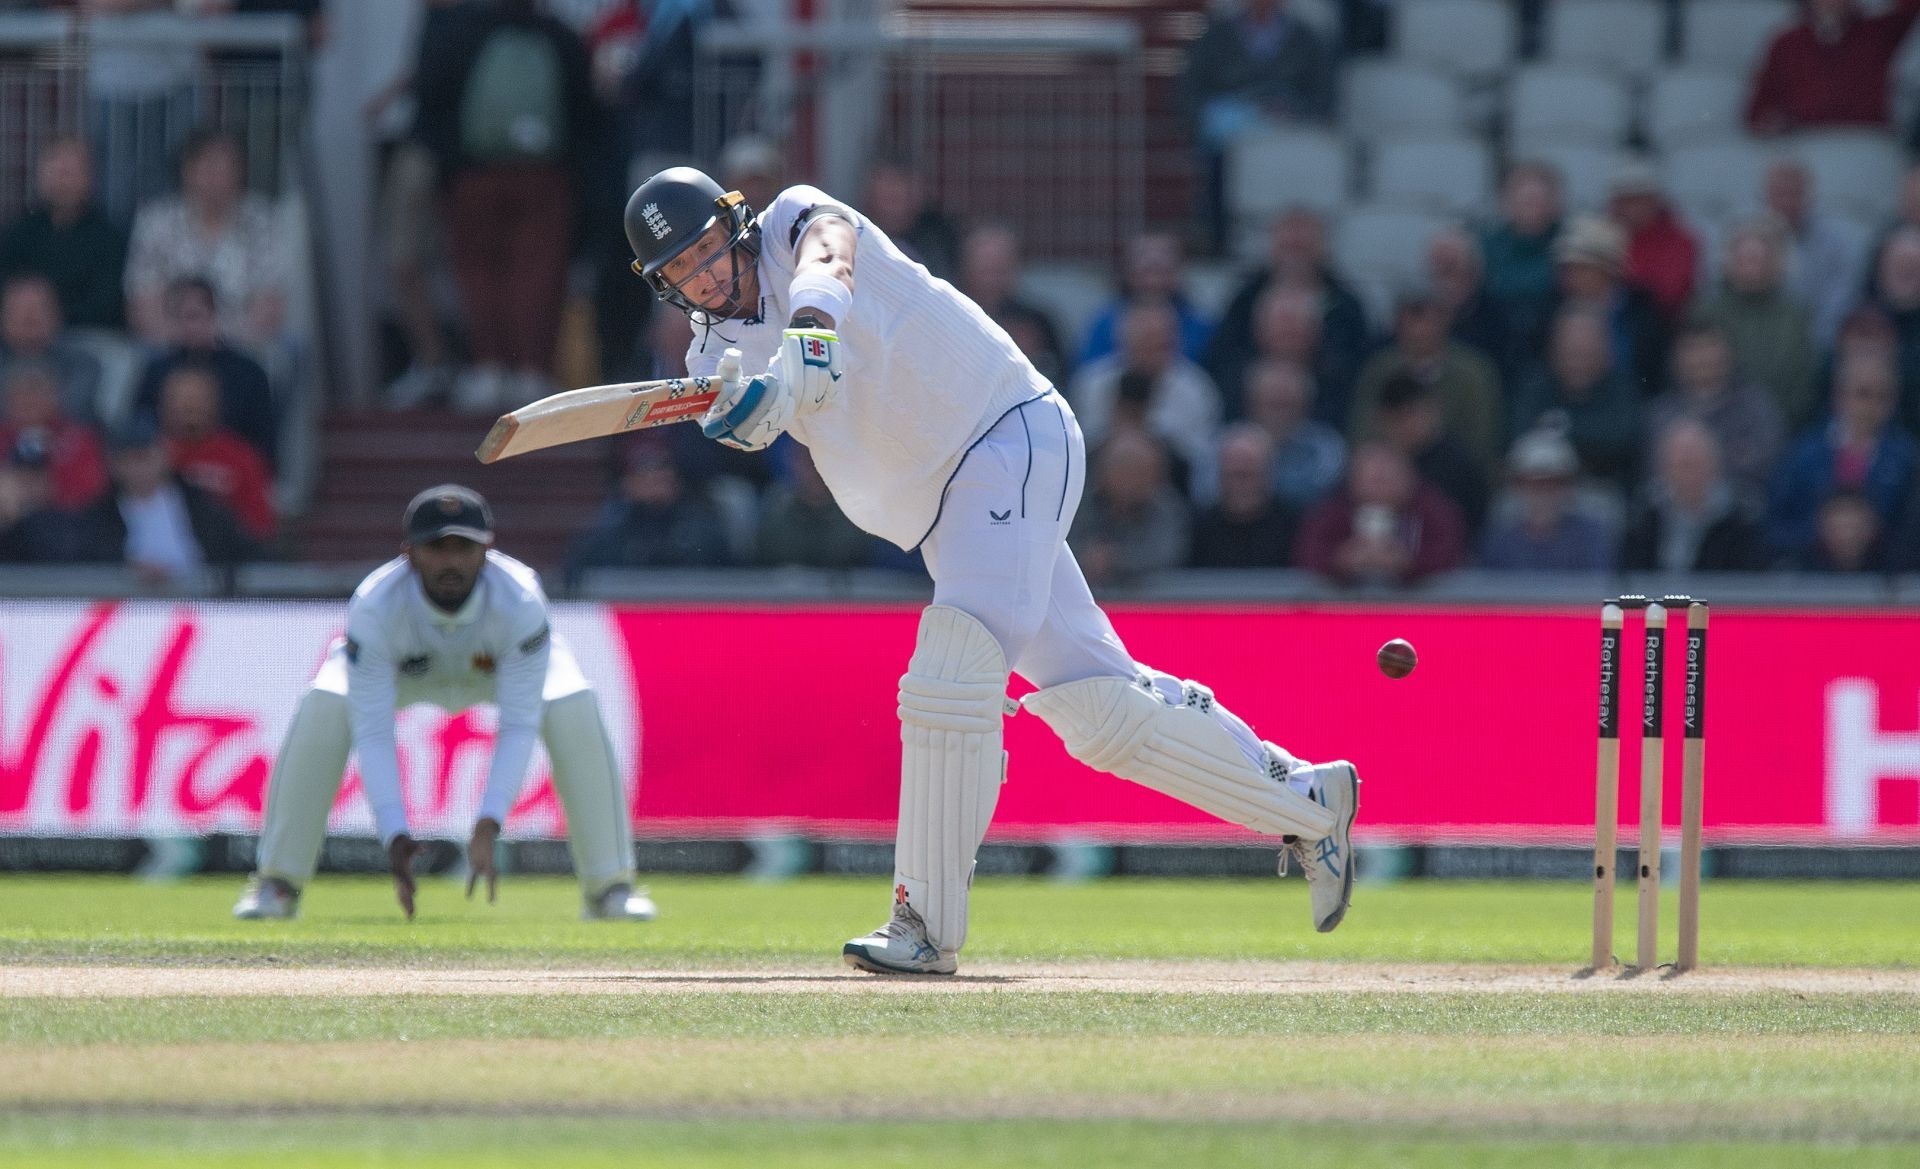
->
[475, 374, 732, 463]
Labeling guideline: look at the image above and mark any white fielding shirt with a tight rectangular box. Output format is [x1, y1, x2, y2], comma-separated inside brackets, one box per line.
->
[338, 552, 556, 844]
[684, 185, 1049, 549]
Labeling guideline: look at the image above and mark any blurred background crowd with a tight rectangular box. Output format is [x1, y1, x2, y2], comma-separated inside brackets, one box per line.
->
[3, 0, 1920, 592]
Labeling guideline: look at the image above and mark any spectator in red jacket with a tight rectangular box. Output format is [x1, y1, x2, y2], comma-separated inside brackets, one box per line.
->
[1294, 441, 1468, 586]
[1747, 0, 1920, 134]
[157, 364, 276, 542]
[1608, 159, 1699, 326]
[0, 361, 105, 510]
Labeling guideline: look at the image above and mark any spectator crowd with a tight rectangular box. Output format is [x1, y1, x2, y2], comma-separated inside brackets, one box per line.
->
[7, 0, 1920, 591]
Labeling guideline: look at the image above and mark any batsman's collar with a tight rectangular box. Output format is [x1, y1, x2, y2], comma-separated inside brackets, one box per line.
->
[405, 484, 494, 545]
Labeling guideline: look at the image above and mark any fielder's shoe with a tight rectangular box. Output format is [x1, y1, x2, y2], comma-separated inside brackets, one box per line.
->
[582, 883, 657, 922]
[232, 875, 299, 920]
[842, 899, 958, 975]
[1278, 760, 1360, 933]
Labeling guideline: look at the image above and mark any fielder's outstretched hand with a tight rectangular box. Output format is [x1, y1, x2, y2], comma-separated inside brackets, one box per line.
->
[387, 833, 428, 920]
[466, 817, 501, 904]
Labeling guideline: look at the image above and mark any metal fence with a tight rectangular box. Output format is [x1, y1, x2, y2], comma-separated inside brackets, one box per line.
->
[693, 10, 1146, 264]
[0, 12, 307, 225]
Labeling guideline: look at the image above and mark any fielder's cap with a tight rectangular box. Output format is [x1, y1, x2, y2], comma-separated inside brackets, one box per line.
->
[404, 484, 494, 544]
[1553, 215, 1626, 274]
[1508, 425, 1581, 480]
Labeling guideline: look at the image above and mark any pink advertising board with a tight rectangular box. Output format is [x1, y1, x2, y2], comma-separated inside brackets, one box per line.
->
[2, 599, 1916, 843]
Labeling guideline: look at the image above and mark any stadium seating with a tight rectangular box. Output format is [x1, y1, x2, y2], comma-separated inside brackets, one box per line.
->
[1341, 60, 1468, 141]
[1227, 125, 1351, 222]
[1332, 205, 1450, 326]
[1644, 68, 1749, 151]
[1517, 141, 1637, 213]
[1393, 0, 1517, 82]
[1542, 0, 1667, 79]
[1680, 0, 1793, 73]
[1786, 131, 1908, 223]
[1507, 65, 1633, 146]
[1370, 136, 1496, 216]
[1661, 137, 1774, 224]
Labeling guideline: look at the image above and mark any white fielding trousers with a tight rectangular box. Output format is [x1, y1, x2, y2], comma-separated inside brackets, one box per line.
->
[254, 657, 635, 898]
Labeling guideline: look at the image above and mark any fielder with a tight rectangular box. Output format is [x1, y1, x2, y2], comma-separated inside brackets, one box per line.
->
[232, 485, 654, 922]
[625, 168, 1358, 974]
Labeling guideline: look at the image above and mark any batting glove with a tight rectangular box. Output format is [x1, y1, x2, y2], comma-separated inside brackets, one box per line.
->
[700, 369, 796, 452]
[769, 328, 843, 415]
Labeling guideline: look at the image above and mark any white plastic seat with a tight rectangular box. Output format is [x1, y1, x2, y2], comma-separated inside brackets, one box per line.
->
[1331, 205, 1450, 327]
[1787, 131, 1908, 223]
[1394, 0, 1517, 81]
[1681, 0, 1793, 72]
[1508, 65, 1633, 145]
[1227, 126, 1352, 221]
[1645, 68, 1749, 150]
[1510, 141, 1636, 213]
[1544, 0, 1667, 78]
[1370, 136, 1495, 215]
[1661, 137, 1773, 224]
[1342, 61, 1467, 140]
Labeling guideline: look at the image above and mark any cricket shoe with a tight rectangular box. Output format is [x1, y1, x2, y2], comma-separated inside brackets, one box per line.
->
[582, 884, 657, 921]
[842, 899, 958, 975]
[232, 875, 299, 920]
[1278, 760, 1360, 933]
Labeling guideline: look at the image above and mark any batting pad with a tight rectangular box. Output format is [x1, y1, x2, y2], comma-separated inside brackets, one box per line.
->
[255, 689, 353, 887]
[1024, 674, 1336, 840]
[542, 690, 636, 899]
[894, 605, 1010, 954]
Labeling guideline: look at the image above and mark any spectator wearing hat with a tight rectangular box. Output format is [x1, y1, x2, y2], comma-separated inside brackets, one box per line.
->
[0, 361, 106, 511]
[1241, 359, 1345, 509]
[0, 273, 103, 427]
[0, 137, 127, 331]
[1619, 419, 1768, 573]
[958, 224, 1070, 385]
[1747, 0, 1920, 135]
[1369, 371, 1491, 535]
[157, 364, 277, 543]
[1509, 307, 1642, 488]
[757, 441, 878, 570]
[1294, 441, 1468, 587]
[1349, 289, 1503, 482]
[1646, 321, 1785, 506]
[719, 135, 783, 221]
[131, 277, 279, 466]
[73, 415, 259, 583]
[1480, 161, 1564, 356]
[1206, 208, 1370, 418]
[1607, 158, 1699, 326]
[565, 437, 732, 582]
[1478, 424, 1616, 573]
[1765, 159, 1867, 348]
[0, 430, 80, 563]
[1070, 428, 1190, 587]
[1695, 219, 1819, 430]
[1080, 231, 1213, 367]
[1768, 353, 1917, 560]
[1536, 215, 1667, 396]
[1189, 423, 1295, 568]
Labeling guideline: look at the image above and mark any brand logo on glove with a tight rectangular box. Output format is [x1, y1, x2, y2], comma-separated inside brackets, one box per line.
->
[803, 337, 829, 364]
[641, 202, 671, 240]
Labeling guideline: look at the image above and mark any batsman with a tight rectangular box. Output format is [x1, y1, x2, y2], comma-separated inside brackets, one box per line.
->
[626, 167, 1360, 974]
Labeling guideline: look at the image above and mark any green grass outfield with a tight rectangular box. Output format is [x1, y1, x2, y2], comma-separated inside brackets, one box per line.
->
[0, 874, 1915, 1168]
